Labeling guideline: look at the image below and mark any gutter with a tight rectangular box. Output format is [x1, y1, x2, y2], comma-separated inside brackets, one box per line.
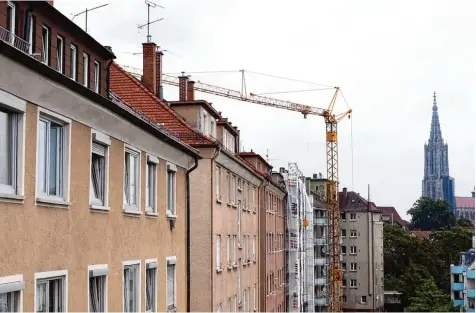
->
[258, 176, 269, 313]
[186, 157, 199, 313]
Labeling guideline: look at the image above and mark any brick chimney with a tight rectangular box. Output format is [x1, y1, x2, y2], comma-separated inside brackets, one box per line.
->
[178, 76, 188, 101]
[142, 42, 157, 95]
[155, 50, 163, 99]
[187, 81, 195, 101]
[47, 0, 54, 6]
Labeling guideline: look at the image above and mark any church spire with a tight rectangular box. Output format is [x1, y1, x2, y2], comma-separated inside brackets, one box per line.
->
[429, 91, 443, 143]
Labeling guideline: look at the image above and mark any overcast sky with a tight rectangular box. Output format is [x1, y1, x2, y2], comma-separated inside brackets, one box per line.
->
[55, 0, 475, 219]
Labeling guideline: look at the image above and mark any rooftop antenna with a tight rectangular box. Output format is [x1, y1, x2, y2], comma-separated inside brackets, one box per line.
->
[138, 0, 164, 43]
[71, 3, 109, 33]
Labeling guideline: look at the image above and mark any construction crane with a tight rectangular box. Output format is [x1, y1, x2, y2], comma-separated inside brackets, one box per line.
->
[162, 72, 352, 312]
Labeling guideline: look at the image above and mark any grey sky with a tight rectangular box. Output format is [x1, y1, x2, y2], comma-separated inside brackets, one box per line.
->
[56, 0, 475, 219]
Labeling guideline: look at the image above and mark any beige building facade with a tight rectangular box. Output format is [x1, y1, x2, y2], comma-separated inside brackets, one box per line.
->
[0, 2, 199, 311]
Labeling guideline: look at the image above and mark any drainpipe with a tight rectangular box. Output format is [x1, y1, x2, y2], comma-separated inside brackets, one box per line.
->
[106, 58, 113, 96]
[259, 176, 269, 312]
[186, 156, 199, 313]
[209, 145, 221, 310]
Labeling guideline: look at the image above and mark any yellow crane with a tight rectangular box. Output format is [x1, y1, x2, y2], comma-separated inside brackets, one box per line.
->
[161, 71, 352, 312]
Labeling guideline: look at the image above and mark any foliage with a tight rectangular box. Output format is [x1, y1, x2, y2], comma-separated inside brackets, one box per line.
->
[408, 279, 453, 312]
[407, 197, 456, 230]
[456, 216, 474, 227]
[383, 223, 473, 310]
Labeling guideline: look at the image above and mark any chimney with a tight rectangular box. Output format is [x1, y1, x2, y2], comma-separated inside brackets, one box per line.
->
[313, 173, 318, 179]
[178, 76, 189, 101]
[187, 81, 195, 101]
[279, 167, 285, 174]
[47, 0, 54, 6]
[142, 42, 157, 95]
[155, 50, 163, 99]
[343, 187, 348, 202]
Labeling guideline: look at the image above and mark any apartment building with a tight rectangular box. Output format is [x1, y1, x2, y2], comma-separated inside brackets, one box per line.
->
[0, 1, 201, 312]
[239, 153, 287, 312]
[451, 236, 475, 311]
[340, 188, 384, 312]
[110, 41, 263, 312]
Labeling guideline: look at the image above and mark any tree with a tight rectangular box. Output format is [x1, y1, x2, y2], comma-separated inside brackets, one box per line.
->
[456, 216, 474, 227]
[408, 279, 453, 312]
[407, 197, 456, 230]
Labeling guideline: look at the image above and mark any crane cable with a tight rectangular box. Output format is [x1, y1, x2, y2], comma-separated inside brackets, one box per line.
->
[337, 89, 355, 191]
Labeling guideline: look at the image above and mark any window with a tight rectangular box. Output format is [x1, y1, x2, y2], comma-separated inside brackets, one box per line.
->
[83, 53, 89, 87]
[0, 275, 23, 312]
[145, 261, 158, 313]
[342, 279, 347, 287]
[232, 235, 237, 265]
[237, 202, 241, 245]
[341, 262, 346, 271]
[0, 109, 20, 195]
[350, 230, 357, 238]
[216, 303, 222, 312]
[253, 284, 256, 309]
[146, 155, 159, 214]
[166, 258, 177, 312]
[350, 262, 357, 271]
[166, 163, 177, 217]
[56, 36, 64, 73]
[123, 263, 139, 312]
[210, 118, 215, 137]
[226, 172, 231, 203]
[37, 114, 69, 200]
[41, 26, 49, 64]
[350, 246, 357, 255]
[350, 213, 357, 220]
[36, 272, 66, 312]
[252, 235, 256, 261]
[88, 265, 108, 312]
[70, 45, 77, 80]
[252, 187, 256, 211]
[232, 295, 237, 312]
[350, 279, 357, 288]
[232, 175, 236, 204]
[216, 166, 221, 201]
[227, 235, 231, 267]
[124, 148, 140, 210]
[341, 246, 346, 254]
[6, 2, 16, 37]
[90, 133, 109, 208]
[342, 295, 347, 303]
[27, 14, 35, 54]
[361, 296, 367, 304]
[341, 229, 346, 238]
[216, 235, 222, 270]
[93, 61, 100, 93]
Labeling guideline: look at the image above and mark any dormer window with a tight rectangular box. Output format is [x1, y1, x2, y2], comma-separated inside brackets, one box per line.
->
[210, 118, 215, 137]
[223, 129, 235, 153]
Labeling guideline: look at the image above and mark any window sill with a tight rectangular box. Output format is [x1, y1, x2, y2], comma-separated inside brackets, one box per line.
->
[90, 204, 110, 212]
[238, 244, 242, 250]
[216, 268, 223, 273]
[145, 211, 158, 218]
[0, 193, 24, 204]
[123, 208, 142, 216]
[36, 197, 70, 208]
[233, 264, 238, 269]
[167, 306, 177, 313]
[227, 265, 233, 271]
[166, 214, 177, 220]
[216, 199, 223, 204]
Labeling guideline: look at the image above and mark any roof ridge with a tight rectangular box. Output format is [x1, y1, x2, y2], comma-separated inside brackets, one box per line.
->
[112, 62, 212, 143]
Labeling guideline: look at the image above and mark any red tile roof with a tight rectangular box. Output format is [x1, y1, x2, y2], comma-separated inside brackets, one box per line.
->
[456, 197, 475, 208]
[378, 206, 406, 227]
[110, 63, 213, 145]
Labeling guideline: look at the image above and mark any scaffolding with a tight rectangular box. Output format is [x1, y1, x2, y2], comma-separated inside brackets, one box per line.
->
[283, 163, 315, 312]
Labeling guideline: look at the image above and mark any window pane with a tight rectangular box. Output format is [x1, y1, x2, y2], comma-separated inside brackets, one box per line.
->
[146, 268, 156, 312]
[0, 111, 12, 186]
[89, 276, 105, 312]
[129, 155, 137, 206]
[91, 153, 105, 203]
[38, 120, 47, 194]
[124, 153, 130, 204]
[48, 125, 61, 196]
[36, 282, 47, 312]
[167, 265, 175, 308]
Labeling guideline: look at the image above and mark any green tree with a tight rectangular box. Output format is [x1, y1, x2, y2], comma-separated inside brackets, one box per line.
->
[456, 216, 474, 227]
[407, 197, 456, 230]
[408, 279, 453, 312]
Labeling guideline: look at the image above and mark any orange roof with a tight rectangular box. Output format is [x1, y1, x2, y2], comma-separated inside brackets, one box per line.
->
[110, 63, 213, 145]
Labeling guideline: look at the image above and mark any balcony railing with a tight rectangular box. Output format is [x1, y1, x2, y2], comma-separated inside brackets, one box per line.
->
[0, 26, 31, 54]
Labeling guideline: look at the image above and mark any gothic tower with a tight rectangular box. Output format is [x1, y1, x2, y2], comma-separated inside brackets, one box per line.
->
[422, 92, 456, 209]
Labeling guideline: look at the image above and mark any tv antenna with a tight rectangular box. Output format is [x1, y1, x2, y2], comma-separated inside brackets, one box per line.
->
[71, 3, 109, 33]
[138, 0, 164, 42]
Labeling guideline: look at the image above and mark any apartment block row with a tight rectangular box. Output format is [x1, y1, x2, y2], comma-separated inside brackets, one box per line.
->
[0, 1, 288, 312]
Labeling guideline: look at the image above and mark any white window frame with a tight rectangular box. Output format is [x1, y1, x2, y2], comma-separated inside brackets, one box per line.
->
[83, 53, 89, 87]
[123, 261, 140, 313]
[350, 262, 357, 272]
[89, 130, 110, 211]
[237, 202, 241, 246]
[70, 45, 77, 81]
[93, 61, 100, 93]
[350, 279, 357, 288]
[0, 274, 24, 312]
[36, 108, 71, 205]
[87, 264, 108, 313]
[166, 162, 177, 219]
[41, 25, 49, 64]
[350, 212, 357, 220]
[145, 259, 158, 313]
[232, 235, 237, 266]
[232, 175, 236, 205]
[123, 145, 141, 214]
[341, 229, 346, 238]
[226, 172, 231, 204]
[27, 14, 34, 54]
[0, 90, 25, 199]
[6, 1, 16, 44]
[216, 234, 222, 271]
[253, 284, 256, 310]
[361, 296, 367, 304]
[252, 187, 256, 211]
[215, 166, 221, 202]
[34, 270, 68, 313]
[210, 118, 215, 137]
[226, 235, 231, 267]
[350, 230, 357, 238]
[252, 235, 256, 261]
[145, 154, 159, 215]
[56, 35, 64, 73]
[350, 246, 357, 255]
[166, 256, 177, 312]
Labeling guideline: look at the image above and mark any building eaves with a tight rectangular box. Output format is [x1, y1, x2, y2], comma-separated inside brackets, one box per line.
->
[239, 151, 273, 170]
[168, 100, 222, 119]
[110, 63, 214, 146]
[0, 41, 200, 158]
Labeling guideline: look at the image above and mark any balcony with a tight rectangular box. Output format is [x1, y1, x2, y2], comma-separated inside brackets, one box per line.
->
[451, 265, 467, 274]
[468, 308, 475, 313]
[452, 299, 464, 307]
[452, 282, 464, 291]
[469, 289, 475, 298]
[468, 269, 475, 279]
[0, 26, 32, 55]
[314, 238, 327, 245]
[314, 217, 327, 226]
[314, 277, 326, 285]
[314, 258, 327, 265]
[315, 298, 327, 306]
